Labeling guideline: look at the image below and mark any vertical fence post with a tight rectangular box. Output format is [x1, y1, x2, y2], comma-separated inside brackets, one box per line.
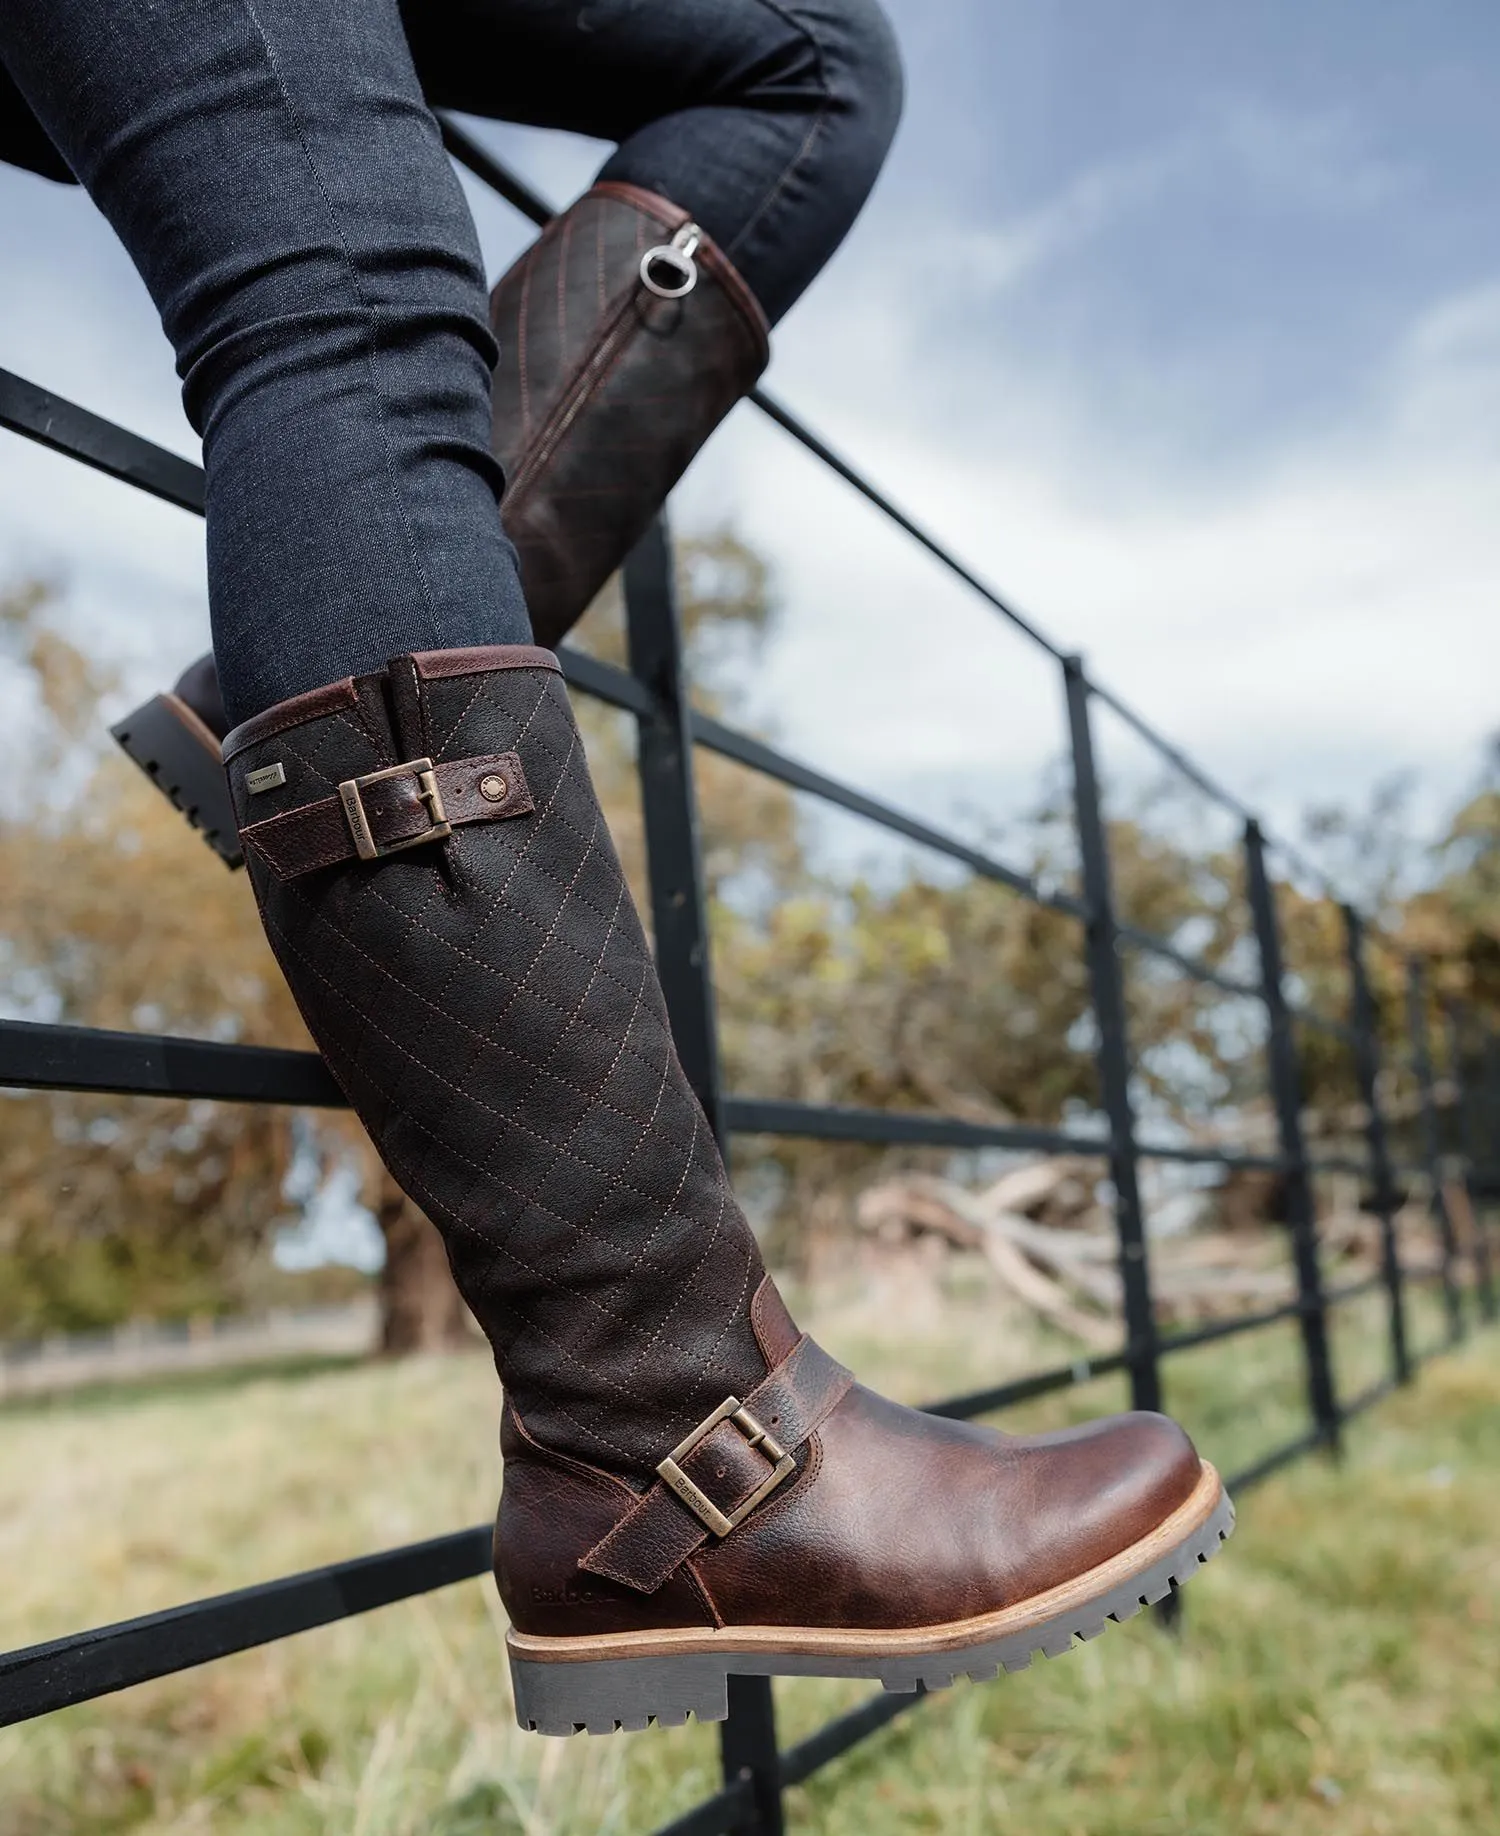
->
[1446, 1005, 1497, 1321]
[624, 515, 724, 1131]
[623, 515, 783, 1836]
[1344, 907, 1411, 1385]
[1063, 658, 1161, 1414]
[1407, 961, 1463, 1343]
[1064, 657, 1176, 1626]
[1244, 821, 1340, 1449]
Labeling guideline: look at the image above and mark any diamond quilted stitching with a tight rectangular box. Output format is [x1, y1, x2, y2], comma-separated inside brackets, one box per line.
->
[232, 655, 767, 1476]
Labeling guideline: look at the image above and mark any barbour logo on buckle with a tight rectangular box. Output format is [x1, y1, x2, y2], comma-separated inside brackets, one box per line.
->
[656, 1396, 795, 1536]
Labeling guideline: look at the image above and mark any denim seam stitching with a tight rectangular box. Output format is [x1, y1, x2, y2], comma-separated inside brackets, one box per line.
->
[721, 0, 838, 266]
[238, 0, 446, 654]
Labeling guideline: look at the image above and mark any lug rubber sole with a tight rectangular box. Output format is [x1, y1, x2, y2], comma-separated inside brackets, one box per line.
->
[507, 1458, 1233, 1735]
[110, 692, 243, 868]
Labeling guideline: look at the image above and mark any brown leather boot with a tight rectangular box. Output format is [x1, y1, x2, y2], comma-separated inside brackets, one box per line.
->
[489, 181, 768, 647]
[110, 655, 241, 866]
[115, 183, 768, 858]
[223, 645, 1232, 1738]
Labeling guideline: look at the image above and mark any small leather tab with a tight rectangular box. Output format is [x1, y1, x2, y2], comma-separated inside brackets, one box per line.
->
[750, 1276, 800, 1365]
[580, 1336, 853, 1595]
[239, 751, 534, 880]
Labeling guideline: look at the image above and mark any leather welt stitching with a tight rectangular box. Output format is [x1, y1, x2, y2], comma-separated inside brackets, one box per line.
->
[505, 284, 649, 508]
[223, 691, 362, 761]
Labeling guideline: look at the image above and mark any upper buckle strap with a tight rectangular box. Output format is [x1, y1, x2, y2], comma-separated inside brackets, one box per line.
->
[657, 1396, 796, 1537]
[237, 749, 534, 880]
[339, 758, 451, 860]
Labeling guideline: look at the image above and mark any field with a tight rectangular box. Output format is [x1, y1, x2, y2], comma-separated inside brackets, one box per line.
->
[0, 1277, 1495, 1835]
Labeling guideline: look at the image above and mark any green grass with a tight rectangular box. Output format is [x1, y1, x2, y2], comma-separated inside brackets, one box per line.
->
[0, 1290, 1496, 1834]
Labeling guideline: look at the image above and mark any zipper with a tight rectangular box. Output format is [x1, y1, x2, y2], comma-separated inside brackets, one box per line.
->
[638, 221, 702, 299]
[505, 222, 704, 507]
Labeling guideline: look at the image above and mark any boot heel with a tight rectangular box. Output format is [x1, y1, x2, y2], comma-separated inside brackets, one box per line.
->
[507, 1645, 731, 1736]
[110, 692, 242, 868]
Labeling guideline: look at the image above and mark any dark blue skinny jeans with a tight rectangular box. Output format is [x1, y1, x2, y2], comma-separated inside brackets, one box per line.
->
[0, 0, 902, 725]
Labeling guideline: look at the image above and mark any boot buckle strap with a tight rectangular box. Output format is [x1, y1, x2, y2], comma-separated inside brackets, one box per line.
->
[657, 1396, 796, 1537]
[580, 1336, 852, 1594]
[338, 758, 452, 860]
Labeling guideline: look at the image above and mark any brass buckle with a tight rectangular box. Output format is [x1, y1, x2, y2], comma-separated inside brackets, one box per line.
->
[337, 757, 451, 861]
[656, 1397, 796, 1538]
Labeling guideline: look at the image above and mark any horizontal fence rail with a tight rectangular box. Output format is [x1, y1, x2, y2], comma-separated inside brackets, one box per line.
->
[0, 1015, 1407, 1184]
[0, 1270, 1422, 1731]
[2, 125, 1496, 1836]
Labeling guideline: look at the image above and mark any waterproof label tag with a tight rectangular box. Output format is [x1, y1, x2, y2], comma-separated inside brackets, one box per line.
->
[246, 763, 287, 794]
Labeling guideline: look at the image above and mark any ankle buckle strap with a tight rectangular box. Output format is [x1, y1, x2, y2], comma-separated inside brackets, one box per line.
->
[657, 1397, 796, 1538]
[339, 758, 451, 860]
[580, 1336, 853, 1595]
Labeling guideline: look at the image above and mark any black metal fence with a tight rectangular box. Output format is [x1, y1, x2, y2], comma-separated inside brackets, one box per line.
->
[2, 125, 1497, 1836]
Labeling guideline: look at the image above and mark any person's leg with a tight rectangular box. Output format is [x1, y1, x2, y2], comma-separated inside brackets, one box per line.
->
[408, 0, 904, 644]
[5, 0, 1228, 1732]
[108, 0, 902, 842]
[406, 0, 905, 326]
[0, 0, 531, 728]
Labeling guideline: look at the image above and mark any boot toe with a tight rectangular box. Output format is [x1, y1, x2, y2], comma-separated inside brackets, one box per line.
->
[1017, 1408, 1203, 1590]
[690, 1386, 1209, 1628]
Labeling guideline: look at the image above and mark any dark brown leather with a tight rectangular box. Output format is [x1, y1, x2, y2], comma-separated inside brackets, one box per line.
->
[491, 181, 770, 647]
[499, 1381, 1202, 1635]
[220, 645, 563, 757]
[690, 1389, 1201, 1630]
[496, 1402, 718, 1640]
[238, 750, 533, 879]
[411, 643, 564, 680]
[581, 1335, 854, 1594]
[750, 1275, 803, 1365]
[173, 652, 229, 739]
[225, 646, 770, 1476]
[221, 673, 366, 752]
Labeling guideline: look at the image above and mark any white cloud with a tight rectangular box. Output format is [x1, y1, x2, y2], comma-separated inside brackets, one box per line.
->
[676, 243, 1500, 855]
[1209, 98, 1413, 214]
[0, 115, 1490, 887]
[927, 142, 1189, 302]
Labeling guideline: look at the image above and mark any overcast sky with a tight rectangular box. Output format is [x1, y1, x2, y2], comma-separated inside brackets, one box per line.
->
[0, 0, 1495, 884]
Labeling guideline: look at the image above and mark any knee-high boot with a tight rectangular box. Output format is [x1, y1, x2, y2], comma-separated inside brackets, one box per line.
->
[223, 643, 1231, 1737]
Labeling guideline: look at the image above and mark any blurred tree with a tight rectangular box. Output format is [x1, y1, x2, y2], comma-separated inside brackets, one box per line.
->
[0, 581, 311, 1333]
[1405, 740, 1500, 1012]
[0, 560, 1493, 1330]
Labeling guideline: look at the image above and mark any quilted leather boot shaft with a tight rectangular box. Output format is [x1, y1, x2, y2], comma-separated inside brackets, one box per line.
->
[222, 645, 769, 1478]
[223, 647, 1234, 1724]
[490, 182, 770, 647]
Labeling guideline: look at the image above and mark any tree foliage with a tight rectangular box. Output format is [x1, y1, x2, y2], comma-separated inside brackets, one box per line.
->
[0, 559, 1493, 1326]
[0, 583, 318, 1332]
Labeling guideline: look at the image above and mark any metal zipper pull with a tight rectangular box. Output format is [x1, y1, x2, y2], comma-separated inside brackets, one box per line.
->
[639, 222, 702, 299]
